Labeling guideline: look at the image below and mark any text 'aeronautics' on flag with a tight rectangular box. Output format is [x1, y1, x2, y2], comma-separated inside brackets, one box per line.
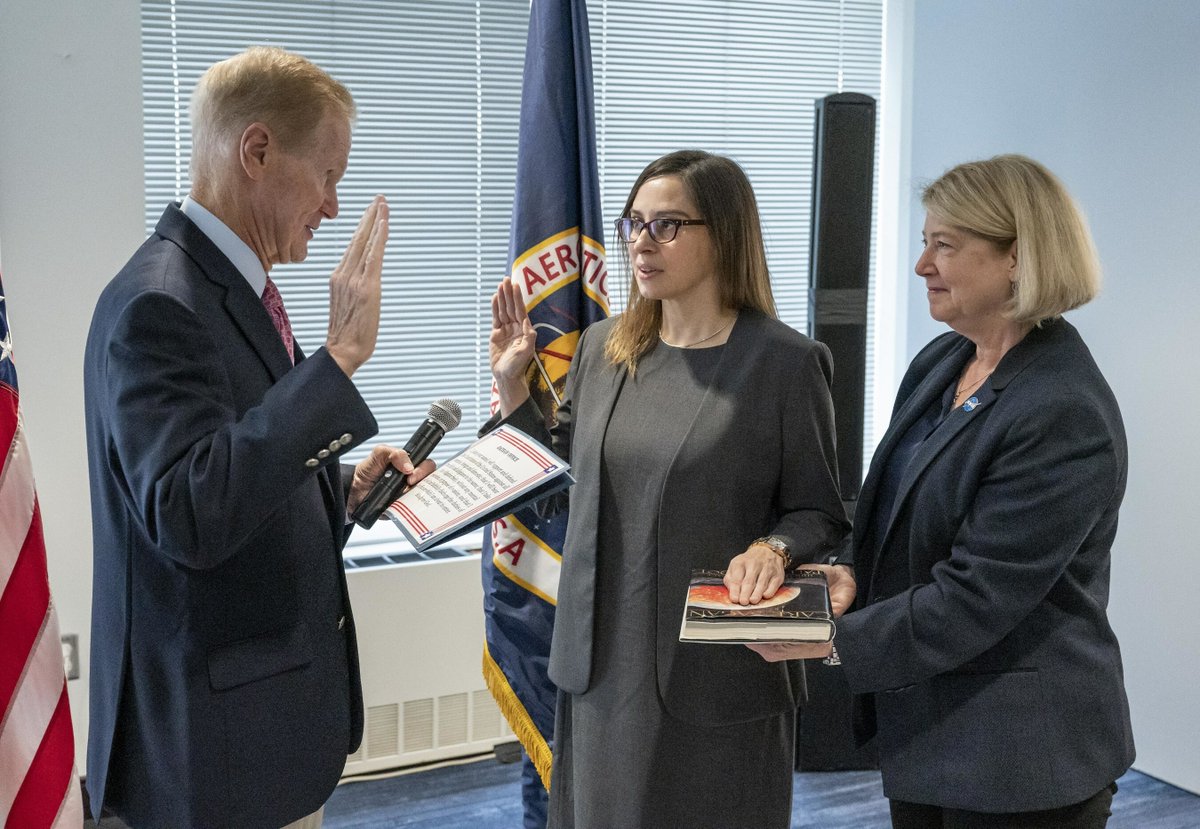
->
[512, 227, 608, 312]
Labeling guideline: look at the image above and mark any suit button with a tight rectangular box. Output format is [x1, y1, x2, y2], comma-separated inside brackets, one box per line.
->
[328, 440, 341, 452]
[337, 615, 346, 631]
[305, 458, 319, 468]
[317, 448, 330, 459]
[339, 433, 352, 446]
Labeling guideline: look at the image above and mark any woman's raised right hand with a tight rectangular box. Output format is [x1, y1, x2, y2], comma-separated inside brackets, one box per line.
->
[489, 278, 537, 415]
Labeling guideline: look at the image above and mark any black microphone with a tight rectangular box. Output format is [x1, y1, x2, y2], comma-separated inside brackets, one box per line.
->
[350, 398, 462, 529]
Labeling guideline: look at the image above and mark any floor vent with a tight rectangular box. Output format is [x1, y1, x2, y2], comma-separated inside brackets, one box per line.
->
[438, 692, 470, 746]
[403, 698, 435, 753]
[343, 548, 513, 775]
[366, 702, 400, 759]
[472, 689, 503, 741]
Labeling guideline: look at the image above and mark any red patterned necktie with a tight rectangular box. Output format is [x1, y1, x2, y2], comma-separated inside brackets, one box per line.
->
[261, 276, 295, 364]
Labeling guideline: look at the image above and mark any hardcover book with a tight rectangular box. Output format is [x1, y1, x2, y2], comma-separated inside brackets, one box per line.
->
[678, 568, 834, 644]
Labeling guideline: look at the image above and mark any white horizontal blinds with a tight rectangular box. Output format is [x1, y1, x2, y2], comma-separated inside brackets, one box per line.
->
[142, 0, 883, 476]
[592, 0, 882, 466]
[595, 0, 882, 323]
[142, 0, 527, 467]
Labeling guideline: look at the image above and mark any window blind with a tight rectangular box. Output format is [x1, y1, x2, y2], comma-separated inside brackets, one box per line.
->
[591, 0, 883, 459]
[141, 0, 883, 502]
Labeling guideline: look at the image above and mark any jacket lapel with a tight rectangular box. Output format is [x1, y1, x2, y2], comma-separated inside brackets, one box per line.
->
[576, 346, 628, 481]
[224, 282, 295, 382]
[858, 337, 972, 580]
[863, 322, 1063, 581]
[887, 384, 996, 529]
[155, 204, 294, 383]
[856, 338, 970, 545]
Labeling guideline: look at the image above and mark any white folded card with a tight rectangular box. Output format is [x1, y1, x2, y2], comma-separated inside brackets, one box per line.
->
[386, 423, 572, 551]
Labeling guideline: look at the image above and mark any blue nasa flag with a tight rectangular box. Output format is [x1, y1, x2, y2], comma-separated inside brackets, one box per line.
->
[480, 0, 608, 823]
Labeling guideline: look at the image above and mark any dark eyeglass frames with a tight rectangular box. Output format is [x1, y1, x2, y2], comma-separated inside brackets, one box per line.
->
[614, 216, 707, 244]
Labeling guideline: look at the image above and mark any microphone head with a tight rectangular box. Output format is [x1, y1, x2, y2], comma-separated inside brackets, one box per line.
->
[427, 398, 462, 433]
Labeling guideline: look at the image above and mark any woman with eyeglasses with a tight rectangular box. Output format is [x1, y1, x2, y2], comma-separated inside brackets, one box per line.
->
[488, 150, 851, 828]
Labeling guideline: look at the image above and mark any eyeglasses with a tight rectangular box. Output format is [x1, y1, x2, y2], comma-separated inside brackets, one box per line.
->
[614, 216, 707, 244]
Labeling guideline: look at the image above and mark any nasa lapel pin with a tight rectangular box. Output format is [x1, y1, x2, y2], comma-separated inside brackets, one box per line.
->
[963, 396, 980, 412]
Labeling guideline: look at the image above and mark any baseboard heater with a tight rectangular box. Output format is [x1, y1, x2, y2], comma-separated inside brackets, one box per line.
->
[343, 541, 513, 775]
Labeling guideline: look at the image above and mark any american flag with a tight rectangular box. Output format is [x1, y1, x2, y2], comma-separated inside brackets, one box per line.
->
[0, 272, 84, 828]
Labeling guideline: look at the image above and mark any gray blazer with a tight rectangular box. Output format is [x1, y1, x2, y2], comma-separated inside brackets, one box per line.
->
[837, 318, 1135, 812]
[501, 309, 848, 726]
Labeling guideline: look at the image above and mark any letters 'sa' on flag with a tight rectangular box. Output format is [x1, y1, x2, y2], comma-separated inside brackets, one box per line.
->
[0, 272, 85, 829]
[481, 0, 609, 794]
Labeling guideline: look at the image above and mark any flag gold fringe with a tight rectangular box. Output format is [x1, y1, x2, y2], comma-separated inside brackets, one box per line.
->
[481, 642, 553, 790]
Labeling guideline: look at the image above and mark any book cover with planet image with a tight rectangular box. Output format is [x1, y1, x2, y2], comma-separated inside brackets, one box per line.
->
[679, 568, 834, 643]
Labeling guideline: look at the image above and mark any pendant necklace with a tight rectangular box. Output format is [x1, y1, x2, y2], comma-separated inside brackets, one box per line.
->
[659, 316, 735, 348]
[953, 369, 993, 406]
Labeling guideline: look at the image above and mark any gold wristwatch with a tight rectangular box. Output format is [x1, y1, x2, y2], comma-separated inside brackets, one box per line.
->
[752, 535, 792, 570]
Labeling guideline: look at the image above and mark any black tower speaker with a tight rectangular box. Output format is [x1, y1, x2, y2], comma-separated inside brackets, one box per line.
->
[809, 91, 875, 502]
[797, 91, 879, 772]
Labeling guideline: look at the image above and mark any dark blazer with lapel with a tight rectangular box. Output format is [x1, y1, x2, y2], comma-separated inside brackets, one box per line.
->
[501, 309, 848, 726]
[836, 318, 1135, 812]
[84, 205, 377, 828]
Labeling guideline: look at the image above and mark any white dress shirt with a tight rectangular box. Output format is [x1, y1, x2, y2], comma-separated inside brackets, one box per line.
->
[181, 195, 268, 297]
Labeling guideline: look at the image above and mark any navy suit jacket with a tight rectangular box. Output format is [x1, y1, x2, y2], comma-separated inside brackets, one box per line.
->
[837, 318, 1135, 812]
[84, 205, 377, 828]
[500, 310, 848, 726]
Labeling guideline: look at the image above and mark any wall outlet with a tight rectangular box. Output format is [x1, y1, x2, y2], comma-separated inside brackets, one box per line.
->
[61, 634, 80, 680]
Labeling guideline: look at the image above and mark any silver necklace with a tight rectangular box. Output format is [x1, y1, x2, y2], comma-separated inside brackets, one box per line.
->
[658, 317, 734, 349]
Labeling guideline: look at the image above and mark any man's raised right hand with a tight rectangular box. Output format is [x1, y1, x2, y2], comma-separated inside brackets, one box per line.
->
[326, 195, 389, 377]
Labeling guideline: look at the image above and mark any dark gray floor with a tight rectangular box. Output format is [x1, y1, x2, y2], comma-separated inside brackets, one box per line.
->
[323, 759, 1200, 829]
[82, 760, 1200, 828]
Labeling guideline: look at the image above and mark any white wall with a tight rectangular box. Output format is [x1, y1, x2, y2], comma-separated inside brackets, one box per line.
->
[897, 0, 1200, 794]
[0, 0, 144, 768]
[4, 0, 1198, 797]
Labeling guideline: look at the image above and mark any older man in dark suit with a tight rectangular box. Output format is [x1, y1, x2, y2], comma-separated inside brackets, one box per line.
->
[84, 47, 429, 829]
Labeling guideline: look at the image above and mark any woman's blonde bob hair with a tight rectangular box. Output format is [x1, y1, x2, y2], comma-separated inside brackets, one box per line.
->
[605, 150, 777, 372]
[922, 154, 1101, 324]
[190, 46, 356, 183]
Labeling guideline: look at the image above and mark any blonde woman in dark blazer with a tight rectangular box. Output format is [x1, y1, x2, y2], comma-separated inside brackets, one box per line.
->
[757, 155, 1134, 828]
[488, 150, 850, 828]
